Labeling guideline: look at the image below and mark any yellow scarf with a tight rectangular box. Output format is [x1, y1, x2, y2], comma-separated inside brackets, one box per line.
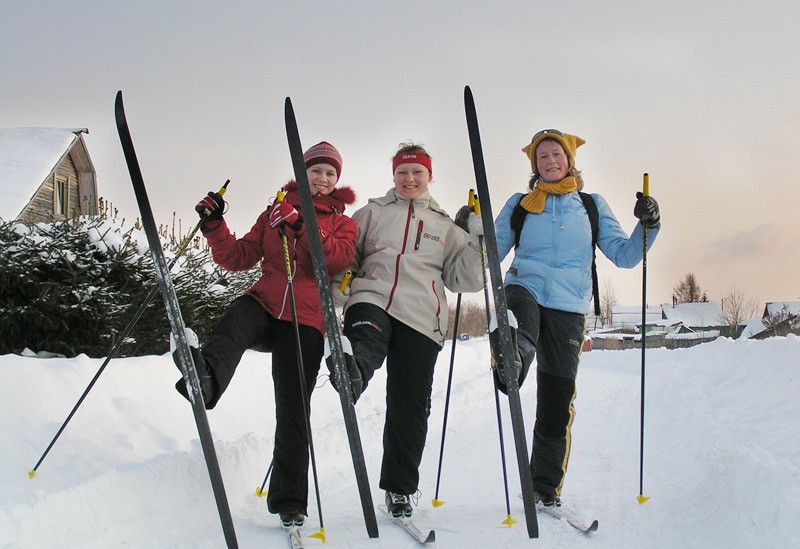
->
[519, 177, 579, 213]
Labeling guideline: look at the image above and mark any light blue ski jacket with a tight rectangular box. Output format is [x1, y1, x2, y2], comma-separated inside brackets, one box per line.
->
[495, 191, 659, 314]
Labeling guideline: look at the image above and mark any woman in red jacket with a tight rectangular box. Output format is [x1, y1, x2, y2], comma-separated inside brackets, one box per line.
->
[177, 141, 357, 528]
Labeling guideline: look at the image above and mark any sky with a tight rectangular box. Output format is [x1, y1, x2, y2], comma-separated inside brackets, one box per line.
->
[2, 1, 799, 309]
[2, 334, 799, 547]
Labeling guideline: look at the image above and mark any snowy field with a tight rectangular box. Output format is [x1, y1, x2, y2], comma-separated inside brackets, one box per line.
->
[1, 335, 798, 548]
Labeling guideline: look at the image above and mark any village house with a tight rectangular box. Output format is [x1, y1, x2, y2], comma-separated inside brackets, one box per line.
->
[590, 301, 727, 350]
[749, 301, 800, 339]
[0, 128, 98, 224]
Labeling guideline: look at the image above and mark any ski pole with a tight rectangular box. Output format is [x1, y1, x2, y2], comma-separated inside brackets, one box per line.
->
[637, 173, 650, 505]
[29, 179, 230, 479]
[431, 292, 460, 508]
[474, 193, 517, 527]
[255, 459, 273, 497]
[431, 190, 476, 508]
[276, 191, 326, 542]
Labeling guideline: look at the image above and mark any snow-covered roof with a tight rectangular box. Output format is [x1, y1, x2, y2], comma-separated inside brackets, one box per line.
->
[0, 128, 88, 221]
[739, 318, 768, 339]
[661, 302, 723, 327]
[764, 301, 800, 318]
[611, 305, 662, 325]
[667, 329, 721, 340]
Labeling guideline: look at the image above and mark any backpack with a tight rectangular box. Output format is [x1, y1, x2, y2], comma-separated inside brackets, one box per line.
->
[509, 192, 601, 316]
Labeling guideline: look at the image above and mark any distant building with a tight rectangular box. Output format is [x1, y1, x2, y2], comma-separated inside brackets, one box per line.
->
[610, 305, 662, 331]
[594, 301, 726, 350]
[0, 128, 98, 224]
[753, 301, 800, 339]
[661, 301, 726, 334]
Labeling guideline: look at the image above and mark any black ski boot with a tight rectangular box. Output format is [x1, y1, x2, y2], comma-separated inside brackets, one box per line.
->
[326, 336, 364, 402]
[279, 509, 305, 528]
[173, 346, 216, 407]
[489, 310, 534, 395]
[535, 492, 562, 508]
[386, 491, 413, 518]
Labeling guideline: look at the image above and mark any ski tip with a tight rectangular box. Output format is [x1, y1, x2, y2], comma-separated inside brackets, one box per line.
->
[636, 494, 650, 505]
[501, 514, 518, 528]
[431, 498, 445, 508]
[464, 85, 473, 102]
[587, 519, 599, 532]
[28, 469, 36, 479]
[424, 529, 436, 543]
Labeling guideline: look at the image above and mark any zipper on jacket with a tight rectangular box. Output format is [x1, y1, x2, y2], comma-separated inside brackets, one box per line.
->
[413, 220, 423, 251]
[386, 200, 414, 311]
[431, 280, 444, 336]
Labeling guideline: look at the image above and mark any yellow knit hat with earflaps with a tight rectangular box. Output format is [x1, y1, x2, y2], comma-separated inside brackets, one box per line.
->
[519, 130, 586, 213]
[521, 130, 585, 172]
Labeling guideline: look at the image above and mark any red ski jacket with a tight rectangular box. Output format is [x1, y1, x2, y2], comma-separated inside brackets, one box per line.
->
[202, 181, 357, 335]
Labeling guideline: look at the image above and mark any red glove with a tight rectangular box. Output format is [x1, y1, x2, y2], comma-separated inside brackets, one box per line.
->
[268, 201, 302, 230]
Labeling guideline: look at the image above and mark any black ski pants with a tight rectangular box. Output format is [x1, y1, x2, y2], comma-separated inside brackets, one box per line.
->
[343, 302, 440, 496]
[505, 285, 585, 498]
[201, 295, 322, 515]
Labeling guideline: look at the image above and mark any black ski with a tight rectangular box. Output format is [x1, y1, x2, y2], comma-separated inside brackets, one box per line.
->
[283, 97, 379, 539]
[114, 90, 238, 548]
[464, 85, 539, 539]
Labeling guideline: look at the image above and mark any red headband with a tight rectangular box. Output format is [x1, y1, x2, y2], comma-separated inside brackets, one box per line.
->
[392, 153, 432, 175]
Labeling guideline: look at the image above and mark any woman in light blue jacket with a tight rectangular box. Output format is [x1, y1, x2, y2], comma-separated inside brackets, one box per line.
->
[493, 129, 661, 507]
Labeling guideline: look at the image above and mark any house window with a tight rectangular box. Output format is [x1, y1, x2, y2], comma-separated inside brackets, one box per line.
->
[55, 176, 68, 216]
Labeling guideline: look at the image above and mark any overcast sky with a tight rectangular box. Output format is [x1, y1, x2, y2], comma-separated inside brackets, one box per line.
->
[2, 1, 798, 309]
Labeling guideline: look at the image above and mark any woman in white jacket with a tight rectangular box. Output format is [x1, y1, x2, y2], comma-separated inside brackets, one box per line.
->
[340, 142, 483, 518]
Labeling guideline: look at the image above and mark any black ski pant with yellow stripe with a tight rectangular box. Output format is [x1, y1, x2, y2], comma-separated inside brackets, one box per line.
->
[505, 285, 585, 498]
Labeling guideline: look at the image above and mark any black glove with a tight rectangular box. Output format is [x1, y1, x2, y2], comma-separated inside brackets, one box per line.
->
[634, 192, 660, 229]
[454, 205, 473, 233]
[195, 192, 225, 223]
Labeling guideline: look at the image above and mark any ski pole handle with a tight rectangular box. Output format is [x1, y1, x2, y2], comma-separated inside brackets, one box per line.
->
[643, 173, 649, 197]
[201, 179, 230, 217]
[338, 270, 353, 293]
[218, 179, 230, 197]
[469, 188, 481, 215]
[276, 189, 286, 203]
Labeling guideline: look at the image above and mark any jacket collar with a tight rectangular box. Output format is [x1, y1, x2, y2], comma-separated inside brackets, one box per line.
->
[372, 188, 448, 216]
[283, 180, 356, 214]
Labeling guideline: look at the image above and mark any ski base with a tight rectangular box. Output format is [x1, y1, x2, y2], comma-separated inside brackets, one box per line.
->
[285, 97, 379, 539]
[284, 525, 304, 548]
[387, 512, 435, 545]
[538, 504, 598, 533]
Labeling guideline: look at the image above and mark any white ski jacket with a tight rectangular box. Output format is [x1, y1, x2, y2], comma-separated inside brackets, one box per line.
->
[344, 188, 483, 346]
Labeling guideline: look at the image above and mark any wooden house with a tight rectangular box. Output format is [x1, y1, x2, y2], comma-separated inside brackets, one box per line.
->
[0, 128, 98, 224]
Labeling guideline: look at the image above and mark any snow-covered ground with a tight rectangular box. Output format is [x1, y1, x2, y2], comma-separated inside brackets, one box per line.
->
[2, 335, 798, 548]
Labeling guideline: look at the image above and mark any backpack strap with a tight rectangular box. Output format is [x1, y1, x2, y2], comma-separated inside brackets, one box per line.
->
[510, 192, 601, 316]
[578, 192, 601, 316]
[510, 197, 528, 250]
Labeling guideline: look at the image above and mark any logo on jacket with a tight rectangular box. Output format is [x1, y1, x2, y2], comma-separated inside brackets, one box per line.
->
[423, 232, 443, 245]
